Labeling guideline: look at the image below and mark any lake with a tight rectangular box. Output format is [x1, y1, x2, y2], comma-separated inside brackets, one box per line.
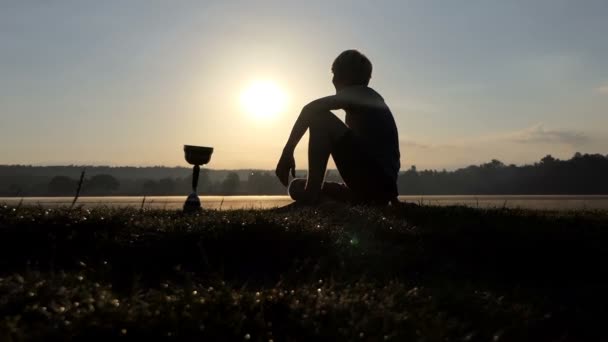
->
[2, 195, 608, 211]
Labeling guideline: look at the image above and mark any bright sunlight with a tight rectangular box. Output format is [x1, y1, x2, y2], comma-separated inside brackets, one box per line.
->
[240, 80, 288, 120]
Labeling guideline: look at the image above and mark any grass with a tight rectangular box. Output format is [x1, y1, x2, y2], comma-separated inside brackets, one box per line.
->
[1, 203, 608, 341]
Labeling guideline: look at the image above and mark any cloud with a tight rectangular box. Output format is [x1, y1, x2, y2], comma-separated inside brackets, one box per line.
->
[403, 124, 589, 149]
[595, 85, 608, 94]
[503, 124, 589, 146]
[399, 123, 589, 151]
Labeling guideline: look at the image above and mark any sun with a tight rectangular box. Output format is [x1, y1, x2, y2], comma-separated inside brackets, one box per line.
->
[240, 80, 288, 120]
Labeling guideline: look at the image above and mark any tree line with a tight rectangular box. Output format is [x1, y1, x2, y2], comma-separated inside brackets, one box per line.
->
[1, 153, 607, 196]
[0, 169, 289, 197]
[398, 153, 608, 195]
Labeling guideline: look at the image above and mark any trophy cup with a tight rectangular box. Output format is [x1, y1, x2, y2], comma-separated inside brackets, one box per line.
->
[183, 145, 214, 212]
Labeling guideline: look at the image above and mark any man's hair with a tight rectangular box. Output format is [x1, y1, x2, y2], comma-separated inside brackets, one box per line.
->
[331, 50, 372, 86]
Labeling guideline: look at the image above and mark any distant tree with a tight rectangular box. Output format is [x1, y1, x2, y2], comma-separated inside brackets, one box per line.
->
[48, 176, 78, 195]
[482, 159, 505, 169]
[541, 155, 556, 164]
[221, 172, 240, 195]
[142, 177, 181, 195]
[142, 179, 157, 195]
[85, 174, 120, 195]
[157, 178, 176, 194]
[246, 171, 285, 194]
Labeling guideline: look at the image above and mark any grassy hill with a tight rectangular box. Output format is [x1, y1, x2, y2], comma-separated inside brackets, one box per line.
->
[1, 203, 608, 340]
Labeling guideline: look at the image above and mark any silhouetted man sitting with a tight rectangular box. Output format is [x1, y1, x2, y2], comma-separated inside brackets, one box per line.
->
[275, 50, 400, 205]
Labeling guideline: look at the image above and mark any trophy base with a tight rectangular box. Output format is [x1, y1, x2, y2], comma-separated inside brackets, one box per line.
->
[183, 193, 202, 213]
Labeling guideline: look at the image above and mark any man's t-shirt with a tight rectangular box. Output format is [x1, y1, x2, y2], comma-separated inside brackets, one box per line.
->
[339, 86, 401, 186]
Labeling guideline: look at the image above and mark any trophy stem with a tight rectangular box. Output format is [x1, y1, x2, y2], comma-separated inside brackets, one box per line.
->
[184, 164, 202, 213]
[192, 165, 200, 194]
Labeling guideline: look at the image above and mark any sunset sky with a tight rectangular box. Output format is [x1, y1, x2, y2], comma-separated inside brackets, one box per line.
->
[1, 1, 607, 170]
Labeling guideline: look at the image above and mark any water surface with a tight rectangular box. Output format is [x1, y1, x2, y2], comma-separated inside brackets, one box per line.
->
[2, 195, 608, 211]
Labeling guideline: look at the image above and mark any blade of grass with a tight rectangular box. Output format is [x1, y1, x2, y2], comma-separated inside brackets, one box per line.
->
[71, 168, 86, 209]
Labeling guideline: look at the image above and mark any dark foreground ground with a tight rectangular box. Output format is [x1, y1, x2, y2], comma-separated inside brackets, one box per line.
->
[1, 204, 608, 341]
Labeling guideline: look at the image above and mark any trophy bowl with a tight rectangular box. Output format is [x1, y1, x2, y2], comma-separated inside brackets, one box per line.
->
[184, 145, 214, 166]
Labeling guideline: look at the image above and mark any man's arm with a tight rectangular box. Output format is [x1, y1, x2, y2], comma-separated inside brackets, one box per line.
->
[275, 94, 349, 186]
[283, 95, 345, 153]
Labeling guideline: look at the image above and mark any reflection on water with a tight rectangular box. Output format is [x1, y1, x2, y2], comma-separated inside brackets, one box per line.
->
[2, 195, 608, 211]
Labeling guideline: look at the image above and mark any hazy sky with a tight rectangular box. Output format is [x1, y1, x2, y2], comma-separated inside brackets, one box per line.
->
[1, 1, 607, 170]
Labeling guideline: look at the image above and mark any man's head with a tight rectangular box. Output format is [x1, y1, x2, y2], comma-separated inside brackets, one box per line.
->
[331, 50, 372, 90]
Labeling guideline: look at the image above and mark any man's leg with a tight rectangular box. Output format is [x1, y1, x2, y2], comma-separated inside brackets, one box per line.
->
[304, 111, 349, 201]
[289, 178, 353, 202]
[332, 133, 396, 205]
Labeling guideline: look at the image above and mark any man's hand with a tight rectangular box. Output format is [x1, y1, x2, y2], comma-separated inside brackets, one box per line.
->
[275, 150, 296, 187]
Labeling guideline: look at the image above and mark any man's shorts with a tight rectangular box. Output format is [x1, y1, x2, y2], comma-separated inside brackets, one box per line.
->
[331, 131, 398, 204]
